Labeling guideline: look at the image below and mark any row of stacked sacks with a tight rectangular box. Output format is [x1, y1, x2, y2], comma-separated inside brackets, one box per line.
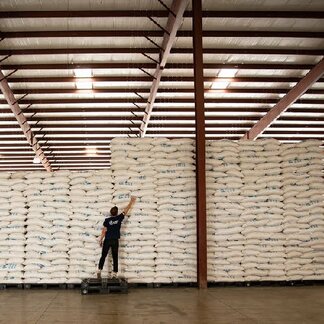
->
[0, 172, 26, 283]
[239, 140, 285, 281]
[111, 138, 158, 283]
[207, 139, 323, 282]
[206, 140, 245, 281]
[281, 140, 324, 280]
[0, 170, 113, 284]
[153, 138, 196, 283]
[111, 138, 197, 283]
[24, 171, 71, 284]
[68, 170, 113, 283]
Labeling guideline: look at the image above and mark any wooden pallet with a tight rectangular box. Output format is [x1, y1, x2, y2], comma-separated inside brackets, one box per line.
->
[0, 283, 23, 290]
[80, 277, 128, 295]
[23, 283, 67, 290]
[208, 280, 324, 288]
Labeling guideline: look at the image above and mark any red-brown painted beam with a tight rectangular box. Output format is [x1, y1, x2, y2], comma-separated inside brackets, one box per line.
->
[193, 0, 207, 289]
[140, 0, 190, 137]
[1, 63, 156, 70]
[9, 88, 324, 95]
[6, 76, 154, 83]
[0, 106, 324, 114]
[0, 70, 52, 172]
[1, 116, 323, 122]
[0, 107, 322, 114]
[6, 76, 324, 83]
[1, 10, 323, 19]
[1, 98, 323, 105]
[2, 122, 323, 129]
[0, 62, 317, 70]
[1, 48, 322, 56]
[1, 30, 323, 38]
[243, 57, 324, 140]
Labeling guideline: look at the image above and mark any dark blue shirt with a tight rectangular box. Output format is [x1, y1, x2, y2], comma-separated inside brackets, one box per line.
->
[103, 213, 125, 239]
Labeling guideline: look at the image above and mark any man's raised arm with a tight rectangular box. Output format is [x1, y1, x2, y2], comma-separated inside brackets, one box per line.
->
[123, 196, 137, 216]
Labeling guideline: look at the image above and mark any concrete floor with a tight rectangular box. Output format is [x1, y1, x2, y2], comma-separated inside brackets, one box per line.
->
[0, 286, 323, 324]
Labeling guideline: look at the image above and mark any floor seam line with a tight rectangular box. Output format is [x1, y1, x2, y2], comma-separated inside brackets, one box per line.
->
[34, 291, 59, 324]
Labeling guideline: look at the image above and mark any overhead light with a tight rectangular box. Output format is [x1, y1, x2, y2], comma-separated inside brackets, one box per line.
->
[211, 68, 238, 89]
[76, 81, 93, 89]
[211, 81, 232, 89]
[74, 69, 92, 78]
[218, 69, 238, 78]
[33, 156, 41, 164]
[85, 146, 97, 156]
[74, 69, 93, 90]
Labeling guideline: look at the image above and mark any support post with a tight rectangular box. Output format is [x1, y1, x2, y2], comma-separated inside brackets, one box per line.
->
[192, 0, 207, 289]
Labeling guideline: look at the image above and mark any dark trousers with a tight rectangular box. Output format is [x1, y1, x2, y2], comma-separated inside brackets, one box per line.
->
[98, 238, 119, 272]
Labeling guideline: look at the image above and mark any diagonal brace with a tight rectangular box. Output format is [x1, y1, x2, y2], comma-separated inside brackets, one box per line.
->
[243, 57, 324, 140]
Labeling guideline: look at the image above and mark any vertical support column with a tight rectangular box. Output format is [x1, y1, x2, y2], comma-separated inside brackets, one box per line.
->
[192, 0, 207, 289]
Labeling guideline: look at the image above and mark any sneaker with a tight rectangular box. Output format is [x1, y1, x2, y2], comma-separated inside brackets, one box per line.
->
[111, 272, 118, 279]
[97, 271, 102, 279]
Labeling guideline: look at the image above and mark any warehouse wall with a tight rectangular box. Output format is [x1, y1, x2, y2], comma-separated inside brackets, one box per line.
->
[0, 139, 323, 284]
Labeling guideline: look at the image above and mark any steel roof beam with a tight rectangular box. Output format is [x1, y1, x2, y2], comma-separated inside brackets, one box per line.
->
[6, 76, 324, 83]
[1, 48, 322, 56]
[243, 57, 324, 140]
[1, 10, 323, 19]
[134, 0, 189, 137]
[0, 62, 318, 70]
[1, 30, 323, 39]
[3, 122, 324, 129]
[0, 107, 322, 114]
[9, 88, 324, 95]
[1, 115, 323, 122]
[1, 98, 323, 105]
[0, 70, 52, 172]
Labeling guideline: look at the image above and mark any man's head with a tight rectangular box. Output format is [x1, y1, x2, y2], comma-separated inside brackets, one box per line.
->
[110, 206, 118, 217]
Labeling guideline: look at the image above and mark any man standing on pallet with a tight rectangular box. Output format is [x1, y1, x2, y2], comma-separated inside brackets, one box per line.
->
[97, 196, 136, 279]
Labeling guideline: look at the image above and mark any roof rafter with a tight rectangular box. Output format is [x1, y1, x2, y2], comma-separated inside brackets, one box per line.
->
[243, 57, 324, 140]
[1, 115, 323, 122]
[1, 30, 323, 39]
[0, 70, 52, 172]
[1, 48, 322, 56]
[0, 10, 323, 19]
[6, 76, 324, 83]
[132, 3, 187, 136]
[0, 97, 323, 105]
[0, 62, 317, 70]
[7, 88, 324, 95]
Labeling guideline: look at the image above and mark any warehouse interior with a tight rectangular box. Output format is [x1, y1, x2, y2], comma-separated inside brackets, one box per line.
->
[0, 0, 323, 323]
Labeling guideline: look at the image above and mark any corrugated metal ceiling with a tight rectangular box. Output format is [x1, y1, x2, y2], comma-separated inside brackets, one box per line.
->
[0, 0, 323, 171]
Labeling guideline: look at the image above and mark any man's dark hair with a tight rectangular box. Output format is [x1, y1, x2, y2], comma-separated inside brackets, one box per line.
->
[110, 206, 118, 216]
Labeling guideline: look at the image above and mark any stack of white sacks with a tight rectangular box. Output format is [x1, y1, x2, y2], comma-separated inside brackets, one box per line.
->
[24, 171, 70, 283]
[281, 140, 324, 280]
[239, 139, 285, 281]
[0, 172, 26, 283]
[111, 138, 158, 283]
[0, 138, 322, 285]
[5, 170, 112, 284]
[68, 170, 113, 283]
[207, 139, 323, 282]
[206, 140, 245, 281]
[153, 138, 196, 283]
[111, 138, 196, 283]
